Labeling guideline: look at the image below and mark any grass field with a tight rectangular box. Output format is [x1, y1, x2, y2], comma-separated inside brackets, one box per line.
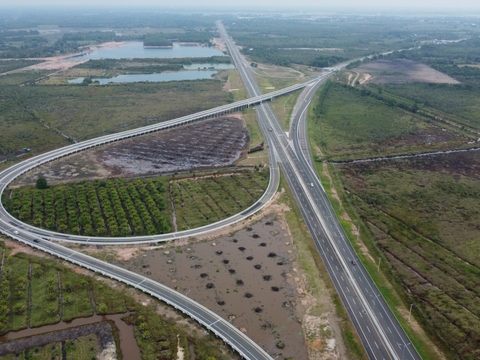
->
[0, 60, 43, 73]
[172, 171, 268, 231]
[336, 154, 480, 359]
[309, 74, 480, 359]
[383, 83, 480, 131]
[311, 81, 475, 161]
[0, 75, 230, 171]
[269, 91, 300, 131]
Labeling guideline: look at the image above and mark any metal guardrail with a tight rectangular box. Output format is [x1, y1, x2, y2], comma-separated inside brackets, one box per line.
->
[10, 235, 271, 360]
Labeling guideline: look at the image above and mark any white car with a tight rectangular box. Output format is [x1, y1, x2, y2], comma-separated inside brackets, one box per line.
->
[13, 230, 19, 235]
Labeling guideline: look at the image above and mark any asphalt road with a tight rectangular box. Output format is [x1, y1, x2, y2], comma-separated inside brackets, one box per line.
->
[217, 21, 421, 360]
[0, 21, 421, 360]
[2, 229, 272, 360]
[0, 74, 321, 245]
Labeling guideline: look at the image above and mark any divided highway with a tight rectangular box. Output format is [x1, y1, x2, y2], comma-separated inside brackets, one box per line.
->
[0, 21, 423, 360]
[217, 21, 420, 360]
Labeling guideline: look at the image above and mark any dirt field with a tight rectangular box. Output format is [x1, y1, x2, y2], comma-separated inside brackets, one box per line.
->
[16, 116, 250, 187]
[354, 59, 459, 84]
[1, 42, 126, 76]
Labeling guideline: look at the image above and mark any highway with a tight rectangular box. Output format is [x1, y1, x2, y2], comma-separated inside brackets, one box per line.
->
[0, 21, 421, 360]
[217, 21, 420, 360]
[0, 70, 324, 245]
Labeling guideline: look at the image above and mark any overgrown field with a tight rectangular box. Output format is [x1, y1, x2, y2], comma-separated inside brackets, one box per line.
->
[335, 152, 480, 359]
[0, 60, 42, 73]
[171, 171, 268, 231]
[382, 83, 480, 131]
[0, 75, 230, 167]
[311, 66, 480, 358]
[4, 170, 268, 237]
[310, 81, 475, 161]
[0, 243, 238, 360]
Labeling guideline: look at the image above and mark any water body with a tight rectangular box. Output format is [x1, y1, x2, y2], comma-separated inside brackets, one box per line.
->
[68, 70, 217, 84]
[0, 313, 140, 359]
[71, 41, 225, 59]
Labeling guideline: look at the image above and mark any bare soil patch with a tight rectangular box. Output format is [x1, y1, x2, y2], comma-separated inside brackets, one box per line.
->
[3, 42, 126, 76]
[354, 59, 459, 84]
[111, 215, 310, 360]
[16, 116, 249, 187]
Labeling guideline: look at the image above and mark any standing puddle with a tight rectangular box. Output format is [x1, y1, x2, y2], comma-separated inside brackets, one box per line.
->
[117, 215, 309, 359]
[0, 313, 140, 359]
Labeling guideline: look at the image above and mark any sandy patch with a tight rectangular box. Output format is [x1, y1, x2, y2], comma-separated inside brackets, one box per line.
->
[354, 59, 459, 84]
[2, 42, 126, 75]
[211, 37, 227, 53]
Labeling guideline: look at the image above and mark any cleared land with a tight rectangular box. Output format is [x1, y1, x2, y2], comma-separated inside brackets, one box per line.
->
[354, 59, 459, 84]
[16, 116, 249, 186]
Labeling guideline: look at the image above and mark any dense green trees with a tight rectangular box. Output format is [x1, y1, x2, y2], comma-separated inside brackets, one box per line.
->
[36, 177, 48, 190]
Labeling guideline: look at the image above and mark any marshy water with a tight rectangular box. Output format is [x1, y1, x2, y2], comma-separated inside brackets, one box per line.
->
[116, 215, 310, 359]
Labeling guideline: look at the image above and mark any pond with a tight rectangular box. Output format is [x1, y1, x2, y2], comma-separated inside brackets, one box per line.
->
[71, 41, 226, 59]
[68, 70, 218, 84]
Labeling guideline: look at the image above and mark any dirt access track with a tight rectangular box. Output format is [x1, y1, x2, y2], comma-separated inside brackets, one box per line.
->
[17, 116, 250, 187]
[354, 59, 459, 84]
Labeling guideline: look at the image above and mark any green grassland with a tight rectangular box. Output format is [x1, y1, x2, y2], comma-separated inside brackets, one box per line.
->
[382, 83, 480, 131]
[0, 75, 230, 170]
[64, 334, 99, 359]
[0, 60, 42, 73]
[29, 342, 62, 359]
[336, 155, 480, 360]
[269, 91, 300, 131]
[310, 81, 475, 161]
[172, 171, 268, 231]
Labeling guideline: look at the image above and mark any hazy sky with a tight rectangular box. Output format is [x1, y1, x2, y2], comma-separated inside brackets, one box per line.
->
[4, 0, 480, 9]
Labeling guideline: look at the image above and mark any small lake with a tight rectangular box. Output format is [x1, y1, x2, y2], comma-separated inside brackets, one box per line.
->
[71, 41, 226, 59]
[68, 70, 218, 84]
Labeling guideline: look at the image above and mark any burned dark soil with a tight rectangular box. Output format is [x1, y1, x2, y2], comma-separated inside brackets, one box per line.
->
[17, 116, 249, 187]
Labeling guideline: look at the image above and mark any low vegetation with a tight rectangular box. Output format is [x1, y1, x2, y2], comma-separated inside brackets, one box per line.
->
[311, 81, 475, 161]
[0, 78, 231, 171]
[311, 47, 480, 357]
[336, 154, 480, 359]
[0, 242, 240, 359]
[171, 170, 268, 231]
